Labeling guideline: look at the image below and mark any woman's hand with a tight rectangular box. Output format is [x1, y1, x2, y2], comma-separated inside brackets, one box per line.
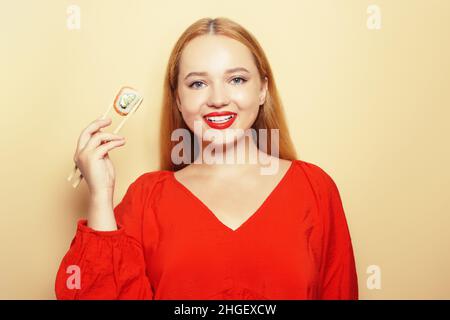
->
[73, 117, 126, 197]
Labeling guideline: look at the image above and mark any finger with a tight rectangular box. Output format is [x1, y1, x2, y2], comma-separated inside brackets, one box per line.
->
[94, 139, 126, 159]
[77, 117, 112, 151]
[104, 153, 114, 171]
[83, 132, 125, 152]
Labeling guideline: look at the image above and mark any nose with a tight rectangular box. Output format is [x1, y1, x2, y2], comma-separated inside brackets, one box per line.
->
[207, 84, 230, 108]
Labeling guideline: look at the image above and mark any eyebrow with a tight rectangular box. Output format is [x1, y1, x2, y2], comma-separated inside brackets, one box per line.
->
[184, 67, 250, 80]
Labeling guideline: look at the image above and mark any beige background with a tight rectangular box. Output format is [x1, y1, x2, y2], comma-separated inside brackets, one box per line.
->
[0, 0, 449, 299]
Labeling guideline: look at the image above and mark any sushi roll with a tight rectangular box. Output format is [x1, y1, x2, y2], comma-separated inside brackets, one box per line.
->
[68, 85, 144, 189]
[113, 86, 143, 116]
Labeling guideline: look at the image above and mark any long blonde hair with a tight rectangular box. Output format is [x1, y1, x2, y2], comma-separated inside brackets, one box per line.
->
[159, 17, 298, 171]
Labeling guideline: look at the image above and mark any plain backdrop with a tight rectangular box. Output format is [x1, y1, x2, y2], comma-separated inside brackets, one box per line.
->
[0, 0, 449, 299]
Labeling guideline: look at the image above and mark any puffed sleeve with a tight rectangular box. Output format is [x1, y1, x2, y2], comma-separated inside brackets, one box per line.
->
[55, 172, 159, 300]
[310, 163, 359, 300]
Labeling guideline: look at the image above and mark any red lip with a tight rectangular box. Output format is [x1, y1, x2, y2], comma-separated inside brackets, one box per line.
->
[203, 111, 237, 117]
[203, 111, 237, 130]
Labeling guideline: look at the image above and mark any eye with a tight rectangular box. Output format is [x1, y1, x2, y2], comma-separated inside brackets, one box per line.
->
[188, 77, 247, 89]
[231, 77, 247, 85]
[188, 81, 206, 89]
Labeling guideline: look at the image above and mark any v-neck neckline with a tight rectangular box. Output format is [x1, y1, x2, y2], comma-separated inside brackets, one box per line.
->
[170, 160, 295, 234]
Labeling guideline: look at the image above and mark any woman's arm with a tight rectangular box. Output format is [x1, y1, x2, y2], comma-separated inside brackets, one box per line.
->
[318, 168, 358, 300]
[55, 173, 159, 299]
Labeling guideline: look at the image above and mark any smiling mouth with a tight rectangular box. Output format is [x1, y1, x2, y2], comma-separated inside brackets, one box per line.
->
[203, 114, 237, 129]
[204, 114, 236, 123]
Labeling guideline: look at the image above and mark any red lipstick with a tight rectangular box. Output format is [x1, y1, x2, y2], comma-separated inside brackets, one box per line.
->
[203, 111, 237, 129]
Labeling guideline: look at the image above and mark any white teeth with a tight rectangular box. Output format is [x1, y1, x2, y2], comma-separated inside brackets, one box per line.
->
[205, 114, 235, 123]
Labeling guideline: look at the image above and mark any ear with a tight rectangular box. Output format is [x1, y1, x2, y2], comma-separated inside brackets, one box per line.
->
[259, 76, 268, 106]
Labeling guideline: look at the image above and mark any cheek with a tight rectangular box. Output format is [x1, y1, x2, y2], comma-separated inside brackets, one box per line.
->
[233, 89, 262, 128]
[177, 90, 204, 133]
[231, 87, 260, 111]
[178, 90, 204, 115]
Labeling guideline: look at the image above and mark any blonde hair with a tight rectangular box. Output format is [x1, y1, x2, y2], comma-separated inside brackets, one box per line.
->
[159, 17, 298, 171]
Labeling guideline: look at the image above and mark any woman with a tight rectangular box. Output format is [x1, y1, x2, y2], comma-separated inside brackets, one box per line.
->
[55, 17, 358, 300]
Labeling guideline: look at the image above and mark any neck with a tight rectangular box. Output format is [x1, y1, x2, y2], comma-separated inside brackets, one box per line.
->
[191, 134, 278, 177]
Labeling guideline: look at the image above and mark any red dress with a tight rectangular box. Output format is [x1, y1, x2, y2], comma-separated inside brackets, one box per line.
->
[55, 159, 358, 300]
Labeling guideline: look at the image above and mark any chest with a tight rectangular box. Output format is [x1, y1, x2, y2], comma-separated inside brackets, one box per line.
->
[173, 172, 287, 231]
[171, 161, 294, 232]
[193, 183, 273, 231]
[148, 191, 321, 299]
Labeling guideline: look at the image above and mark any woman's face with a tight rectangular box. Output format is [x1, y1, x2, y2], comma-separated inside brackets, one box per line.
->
[176, 35, 268, 144]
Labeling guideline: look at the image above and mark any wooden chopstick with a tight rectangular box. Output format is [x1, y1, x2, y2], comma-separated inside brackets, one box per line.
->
[68, 95, 143, 188]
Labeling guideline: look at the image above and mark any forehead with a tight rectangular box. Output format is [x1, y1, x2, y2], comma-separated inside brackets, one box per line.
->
[179, 35, 257, 76]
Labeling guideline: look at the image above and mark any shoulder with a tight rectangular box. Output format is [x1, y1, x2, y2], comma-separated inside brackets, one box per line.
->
[135, 169, 173, 184]
[292, 160, 350, 233]
[291, 159, 341, 199]
[125, 169, 173, 195]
